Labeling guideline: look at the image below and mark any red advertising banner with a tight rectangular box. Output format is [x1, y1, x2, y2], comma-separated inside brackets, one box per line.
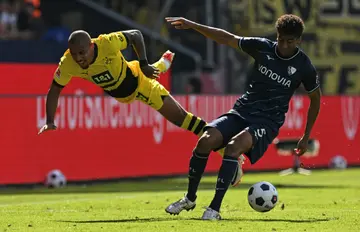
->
[0, 63, 170, 95]
[0, 64, 359, 184]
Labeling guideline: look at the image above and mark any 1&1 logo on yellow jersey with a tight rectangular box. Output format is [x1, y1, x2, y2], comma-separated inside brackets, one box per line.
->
[91, 70, 114, 84]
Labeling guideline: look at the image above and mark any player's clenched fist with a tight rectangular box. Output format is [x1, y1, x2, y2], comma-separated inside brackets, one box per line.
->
[294, 136, 309, 156]
[165, 17, 194, 29]
[38, 123, 57, 135]
[140, 64, 160, 79]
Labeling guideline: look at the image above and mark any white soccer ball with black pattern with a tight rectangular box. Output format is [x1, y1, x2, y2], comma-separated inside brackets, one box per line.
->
[45, 169, 67, 188]
[248, 181, 278, 212]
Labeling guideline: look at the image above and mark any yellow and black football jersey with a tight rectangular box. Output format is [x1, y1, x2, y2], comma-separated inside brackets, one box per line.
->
[53, 32, 142, 103]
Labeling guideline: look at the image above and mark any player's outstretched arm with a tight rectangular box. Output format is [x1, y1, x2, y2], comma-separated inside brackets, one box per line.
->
[38, 82, 63, 135]
[165, 17, 240, 49]
[295, 88, 321, 155]
[122, 30, 148, 63]
[122, 30, 160, 79]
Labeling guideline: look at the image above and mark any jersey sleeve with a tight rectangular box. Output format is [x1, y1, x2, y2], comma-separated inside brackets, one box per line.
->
[53, 59, 72, 87]
[302, 62, 320, 93]
[106, 32, 129, 51]
[238, 37, 272, 58]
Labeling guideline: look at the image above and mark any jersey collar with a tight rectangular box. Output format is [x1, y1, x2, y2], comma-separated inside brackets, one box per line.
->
[274, 43, 300, 60]
[90, 43, 98, 65]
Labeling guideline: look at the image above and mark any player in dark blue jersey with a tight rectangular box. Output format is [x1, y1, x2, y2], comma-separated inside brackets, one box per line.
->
[165, 14, 321, 220]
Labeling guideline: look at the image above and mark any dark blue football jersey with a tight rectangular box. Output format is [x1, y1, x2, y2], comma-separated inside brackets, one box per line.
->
[230, 37, 320, 130]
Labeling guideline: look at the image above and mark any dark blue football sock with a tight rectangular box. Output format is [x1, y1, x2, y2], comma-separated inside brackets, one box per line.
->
[186, 151, 209, 202]
[209, 155, 238, 212]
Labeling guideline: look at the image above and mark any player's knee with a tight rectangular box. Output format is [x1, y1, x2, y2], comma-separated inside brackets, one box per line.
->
[224, 131, 253, 158]
[195, 128, 223, 153]
[224, 143, 243, 158]
[158, 95, 187, 127]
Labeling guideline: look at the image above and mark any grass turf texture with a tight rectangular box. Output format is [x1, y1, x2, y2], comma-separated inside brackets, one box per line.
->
[0, 169, 359, 232]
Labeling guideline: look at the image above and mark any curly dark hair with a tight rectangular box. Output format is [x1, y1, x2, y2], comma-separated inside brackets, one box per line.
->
[275, 14, 305, 38]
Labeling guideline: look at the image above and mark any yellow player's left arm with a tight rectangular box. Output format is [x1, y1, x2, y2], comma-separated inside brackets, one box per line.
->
[108, 30, 149, 66]
[120, 30, 149, 66]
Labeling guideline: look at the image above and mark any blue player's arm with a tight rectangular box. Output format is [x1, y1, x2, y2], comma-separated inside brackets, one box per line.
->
[295, 63, 321, 155]
[165, 17, 270, 58]
[166, 17, 241, 49]
[303, 88, 321, 139]
[302, 63, 321, 139]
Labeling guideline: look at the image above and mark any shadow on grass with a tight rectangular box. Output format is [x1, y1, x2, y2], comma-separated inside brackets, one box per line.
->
[58, 217, 336, 224]
[0, 179, 356, 195]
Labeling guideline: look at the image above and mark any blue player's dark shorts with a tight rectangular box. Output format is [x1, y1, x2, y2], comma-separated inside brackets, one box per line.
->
[204, 114, 279, 164]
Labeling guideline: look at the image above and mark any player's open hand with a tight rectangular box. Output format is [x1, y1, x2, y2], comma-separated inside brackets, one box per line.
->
[165, 17, 194, 29]
[294, 136, 309, 156]
[141, 64, 160, 79]
[38, 123, 57, 135]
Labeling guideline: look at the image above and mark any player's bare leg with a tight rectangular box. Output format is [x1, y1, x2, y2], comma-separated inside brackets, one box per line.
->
[154, 50, 244, 186]
[154, 51, 208, 138]
[158, 93, 248, 187]
[158, 95, 206, 134]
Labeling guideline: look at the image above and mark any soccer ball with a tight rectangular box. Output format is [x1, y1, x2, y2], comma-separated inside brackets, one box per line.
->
[329, 155, 347, 169]
[45, 169, 67, 188]
[248, 181, 278, 212]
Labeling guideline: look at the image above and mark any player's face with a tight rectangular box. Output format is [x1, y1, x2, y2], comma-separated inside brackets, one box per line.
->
[69, 43, 92, 69]
[276, 34, 300, 57]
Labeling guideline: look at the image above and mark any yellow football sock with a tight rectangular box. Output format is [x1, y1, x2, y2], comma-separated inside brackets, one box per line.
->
[181, 112, 206, 137]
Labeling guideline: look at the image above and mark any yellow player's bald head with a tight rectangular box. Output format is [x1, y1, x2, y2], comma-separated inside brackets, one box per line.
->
[68, 30, 91, 46]
[68, 30, 94, 69]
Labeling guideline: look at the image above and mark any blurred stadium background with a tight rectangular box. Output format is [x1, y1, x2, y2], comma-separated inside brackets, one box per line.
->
[0, 0, 359, 186]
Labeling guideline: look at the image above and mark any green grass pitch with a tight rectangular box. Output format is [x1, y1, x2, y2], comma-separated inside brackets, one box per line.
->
[0, 169, 359, 232]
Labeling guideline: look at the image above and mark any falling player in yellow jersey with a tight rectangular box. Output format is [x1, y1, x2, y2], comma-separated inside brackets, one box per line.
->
[37, 29, 244, 186]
